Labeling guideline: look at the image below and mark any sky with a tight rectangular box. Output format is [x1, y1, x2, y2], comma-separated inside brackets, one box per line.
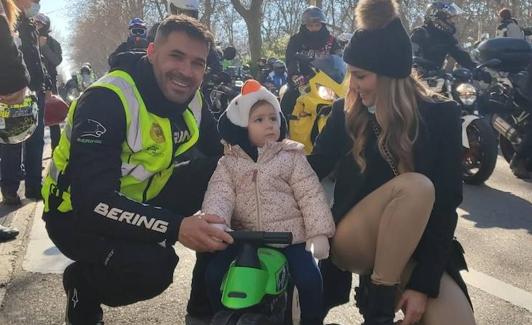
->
[41, 0, 72, 77]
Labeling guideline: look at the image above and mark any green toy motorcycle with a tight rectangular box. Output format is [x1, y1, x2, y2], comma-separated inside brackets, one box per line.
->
[210, 231, 296, 325]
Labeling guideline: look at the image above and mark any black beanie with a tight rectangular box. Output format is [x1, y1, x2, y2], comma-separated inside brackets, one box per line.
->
[343, 0, 412, 79]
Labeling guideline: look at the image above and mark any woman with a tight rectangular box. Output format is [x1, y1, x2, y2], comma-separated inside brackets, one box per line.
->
[309, 0, 476, 324]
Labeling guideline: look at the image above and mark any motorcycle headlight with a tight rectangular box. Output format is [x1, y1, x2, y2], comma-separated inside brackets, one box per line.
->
[234, 80, 244, 88]
[317, 85, 336, 101]
[456, 83, 477, 106]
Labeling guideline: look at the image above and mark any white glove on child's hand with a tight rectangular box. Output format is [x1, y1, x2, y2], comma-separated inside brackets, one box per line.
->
[305, 235, 330, 260]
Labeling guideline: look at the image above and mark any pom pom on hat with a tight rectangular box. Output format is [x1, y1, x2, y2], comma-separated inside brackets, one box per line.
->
[226, 79, 282, 128]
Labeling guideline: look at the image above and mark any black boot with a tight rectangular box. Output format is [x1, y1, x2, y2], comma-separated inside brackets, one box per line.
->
[0, 224, 19, 242]
[63, 263, 104, 325]
[354, 274, 371, 320]
[363, 282, 397, 325]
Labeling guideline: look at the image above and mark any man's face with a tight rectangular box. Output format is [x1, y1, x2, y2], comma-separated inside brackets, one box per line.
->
[148, 31, 208, 104]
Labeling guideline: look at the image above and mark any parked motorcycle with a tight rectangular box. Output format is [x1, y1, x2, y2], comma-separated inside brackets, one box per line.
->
[413, 57, 499, 185]
[283, 54, 348, 154]
[473, 37, 532, 176]
[203, 67, 253, 119]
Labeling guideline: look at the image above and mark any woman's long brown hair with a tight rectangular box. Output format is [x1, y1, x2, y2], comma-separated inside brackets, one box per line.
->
[1, 0, 19, 32]
[345, 73, 438, 174]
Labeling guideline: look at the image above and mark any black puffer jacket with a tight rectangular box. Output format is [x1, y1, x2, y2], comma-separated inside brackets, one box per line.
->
[411, 24, 476, 70]
[309, 98, 468, 300]
[0, 15, 29, 95]
[285, 25, 341, 77]
[16, 13, 46, 92]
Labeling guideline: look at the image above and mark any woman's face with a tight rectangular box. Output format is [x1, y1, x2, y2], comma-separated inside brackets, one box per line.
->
[15, 0, 34, 10]
[348, 65, 378, 107]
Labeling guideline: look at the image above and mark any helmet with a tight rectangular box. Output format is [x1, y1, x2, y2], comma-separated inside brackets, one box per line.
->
[223, 46, 237, 60]
[267, 57, 278, 66]
[424, 2, 464, 35]
[302, 6, 326, 26]
[0, 93, 38, 144]
[34, 13, 51, 33]
[167, 0, 200, 18]
[80, 63, 92, 74]
[273, 60, 286, 72]
[44, 94, 69, 126]
[128, 17, 147, 37]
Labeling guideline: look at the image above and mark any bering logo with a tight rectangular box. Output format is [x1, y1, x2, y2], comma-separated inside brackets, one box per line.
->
[94, 203, 168, 233]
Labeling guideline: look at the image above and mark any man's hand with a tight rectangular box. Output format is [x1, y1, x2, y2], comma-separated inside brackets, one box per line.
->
[0, 88, 26, 105]
[396, 289, 428, 325]
[178, 214, 234, 253]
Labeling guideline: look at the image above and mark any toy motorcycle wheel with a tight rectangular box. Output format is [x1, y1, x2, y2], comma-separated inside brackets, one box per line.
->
[210, 310, 240, 325]
[235, 313, 270, 325]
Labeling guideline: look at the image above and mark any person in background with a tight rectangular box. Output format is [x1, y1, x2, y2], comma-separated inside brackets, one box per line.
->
[34, 12, 63, 151]
[281, 6, 341, 118]
[0, 0, 30, 241]
[0, 0, 46, 205]
[496, 8, 532, 39]
[108, 17, 149, 67]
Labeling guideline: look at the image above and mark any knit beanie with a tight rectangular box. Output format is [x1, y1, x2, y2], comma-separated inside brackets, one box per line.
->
[343, 0, 412, 78]
[218, 80, 287, 161]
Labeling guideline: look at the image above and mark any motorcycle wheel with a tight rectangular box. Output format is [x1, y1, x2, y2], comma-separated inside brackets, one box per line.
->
[210, 311, 240, 325]
[283, 284, 301, 325]
[463, 118, 498, 185]
[235, 313, 270, 325]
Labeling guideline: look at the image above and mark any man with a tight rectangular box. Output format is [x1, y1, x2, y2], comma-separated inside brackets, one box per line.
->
[496, 8, 532, 39]
[148, 0, 223, 74]
[108, 17, 149, 68]
[42, 16, 233, 325]
[0, 0, 46, 205]
[64, 63, 96, 102]
[410, 2, 477, 71]
[281, 6, 341, 117]
[34, 12, 63, 150]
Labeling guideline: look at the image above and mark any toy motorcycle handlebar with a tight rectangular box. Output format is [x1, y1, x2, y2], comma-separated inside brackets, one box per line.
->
[228, 231, 293, 245]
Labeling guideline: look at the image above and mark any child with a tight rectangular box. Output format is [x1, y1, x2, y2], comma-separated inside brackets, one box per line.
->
[202, 80, 335, 324]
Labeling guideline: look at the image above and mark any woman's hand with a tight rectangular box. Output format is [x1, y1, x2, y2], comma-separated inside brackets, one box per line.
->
[396, 289, 428, 325]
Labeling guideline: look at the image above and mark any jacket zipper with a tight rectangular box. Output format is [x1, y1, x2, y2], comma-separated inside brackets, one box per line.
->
[142, 175, 156, 202]
[253, 169, 262, 231]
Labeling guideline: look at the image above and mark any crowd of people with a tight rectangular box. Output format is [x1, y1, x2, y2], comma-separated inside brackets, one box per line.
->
[0, 0, 531, 324]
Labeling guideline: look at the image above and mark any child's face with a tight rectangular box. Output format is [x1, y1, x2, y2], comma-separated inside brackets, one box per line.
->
[248, 102, 280, 147]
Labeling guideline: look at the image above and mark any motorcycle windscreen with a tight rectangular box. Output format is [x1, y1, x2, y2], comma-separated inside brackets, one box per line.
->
[311, 55, 347, 85]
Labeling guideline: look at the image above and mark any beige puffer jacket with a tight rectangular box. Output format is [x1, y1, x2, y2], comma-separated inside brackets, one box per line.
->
[202, 139, 335, 244]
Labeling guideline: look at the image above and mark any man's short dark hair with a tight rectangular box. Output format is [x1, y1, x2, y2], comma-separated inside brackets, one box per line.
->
[155, 14, 214, 50]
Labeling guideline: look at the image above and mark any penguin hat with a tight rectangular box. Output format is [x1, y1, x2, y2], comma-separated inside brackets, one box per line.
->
[225, 79, 283, 128]
[218, 80, 288, 159]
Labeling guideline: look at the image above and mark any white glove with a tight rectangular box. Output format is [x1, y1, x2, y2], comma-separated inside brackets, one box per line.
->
[305, 235, 330, 260]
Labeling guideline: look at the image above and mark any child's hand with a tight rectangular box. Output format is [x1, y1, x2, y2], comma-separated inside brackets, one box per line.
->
[305, 235, 330, 260]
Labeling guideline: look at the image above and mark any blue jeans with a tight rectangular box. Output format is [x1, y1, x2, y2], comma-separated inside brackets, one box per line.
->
[0, 91, 45, 195]
[205, 243, 324, 324]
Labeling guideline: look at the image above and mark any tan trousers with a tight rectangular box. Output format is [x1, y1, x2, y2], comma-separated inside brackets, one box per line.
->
[331, 173, 476, 325]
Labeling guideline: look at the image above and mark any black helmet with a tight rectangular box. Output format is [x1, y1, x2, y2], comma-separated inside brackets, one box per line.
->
[34, 13, 51, 34]
[0, 94, 38, 144]
[223, 46, 237, 60]
[302, 6, 326, 26]
[424, 2, 464, 35]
